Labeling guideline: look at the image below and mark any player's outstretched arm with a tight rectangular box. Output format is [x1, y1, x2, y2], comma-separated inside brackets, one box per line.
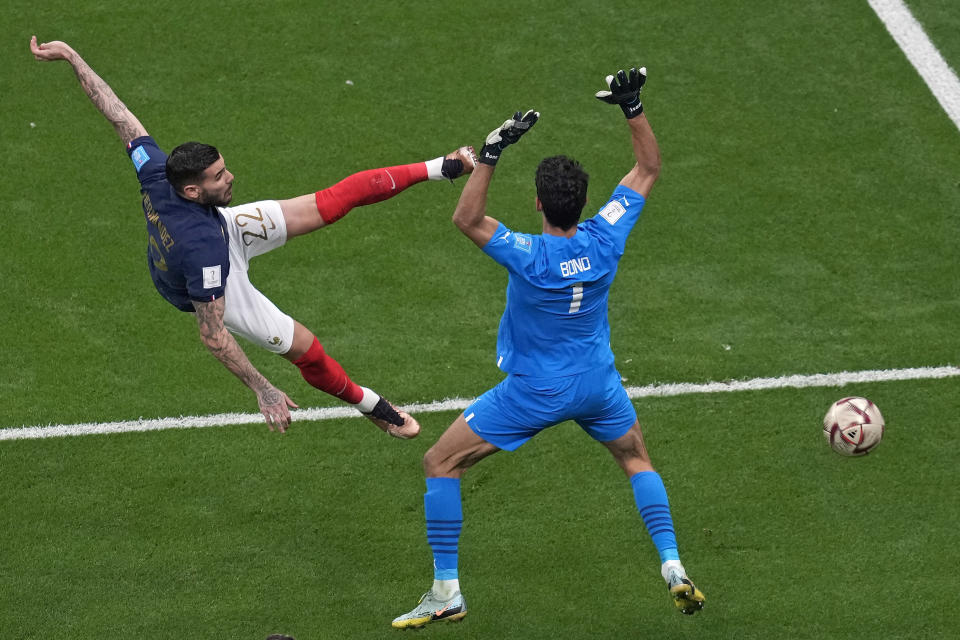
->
[596, 67, 660, 197]
[30, 36, 147, 145]
[452, 163, 499, 248]
[454, 110, 539, 248]
[192, 297, 299, 433]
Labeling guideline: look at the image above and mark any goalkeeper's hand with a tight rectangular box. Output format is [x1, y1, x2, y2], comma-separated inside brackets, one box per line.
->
[478, 109, 540, 166]
[595, 67, 646, 119]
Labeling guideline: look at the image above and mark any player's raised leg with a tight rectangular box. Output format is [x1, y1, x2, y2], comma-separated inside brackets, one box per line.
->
[602, 421, 705, 614]
[279, 146, 477, 237]
[283, 320, 420, 439]
[392, 414, 500, 628]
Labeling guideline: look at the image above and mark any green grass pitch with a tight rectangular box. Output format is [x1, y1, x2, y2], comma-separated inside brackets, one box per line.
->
[2, 1, 959, 638]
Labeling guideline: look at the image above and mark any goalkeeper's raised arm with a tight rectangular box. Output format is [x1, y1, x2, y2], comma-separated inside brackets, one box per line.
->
[452, 109, 539, 248]
[595, 67, 661, 198]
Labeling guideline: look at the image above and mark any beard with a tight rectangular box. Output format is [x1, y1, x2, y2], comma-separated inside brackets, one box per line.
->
[199, 187, 233, 207]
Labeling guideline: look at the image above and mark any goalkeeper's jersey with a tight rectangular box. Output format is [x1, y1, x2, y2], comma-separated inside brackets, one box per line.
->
[481, 184, 646, 377]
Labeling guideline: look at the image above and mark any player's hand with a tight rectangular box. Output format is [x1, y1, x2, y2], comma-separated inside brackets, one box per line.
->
[595, 67, 646, 119]
[29, 36, 75, 62]
[478, 109, 540, 166]
[257, 385, 299, 434]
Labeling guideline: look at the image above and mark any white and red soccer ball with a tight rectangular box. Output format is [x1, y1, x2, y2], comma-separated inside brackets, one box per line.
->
[822, 396, 884, 456]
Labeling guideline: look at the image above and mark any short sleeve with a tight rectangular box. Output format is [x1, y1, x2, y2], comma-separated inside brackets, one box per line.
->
[181, 238, 229, 304]
[482, 221, 538, 274]
[126, 136, 167, 186]
[578, 184, 646, 255]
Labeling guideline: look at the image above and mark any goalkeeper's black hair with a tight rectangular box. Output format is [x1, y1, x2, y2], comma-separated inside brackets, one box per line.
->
[166, 141, 220, 194]
[535, 155, 589, 230]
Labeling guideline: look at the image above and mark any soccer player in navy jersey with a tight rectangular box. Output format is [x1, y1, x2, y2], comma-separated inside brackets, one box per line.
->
[392, 68, 705, 628]
[30, 36, 476, 436]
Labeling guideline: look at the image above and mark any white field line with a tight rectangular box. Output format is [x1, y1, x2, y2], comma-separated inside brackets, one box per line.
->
[2, 366, 958, 441]
[868, 0, 960, 130]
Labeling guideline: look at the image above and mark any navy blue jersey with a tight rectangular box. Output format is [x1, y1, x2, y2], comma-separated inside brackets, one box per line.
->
[126, 136, 229, 311]
[481, 185, 645, 377]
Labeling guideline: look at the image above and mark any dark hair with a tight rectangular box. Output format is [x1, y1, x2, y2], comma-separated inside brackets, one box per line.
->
[535, 155, 589, 230]
[165, 142, 220, 193]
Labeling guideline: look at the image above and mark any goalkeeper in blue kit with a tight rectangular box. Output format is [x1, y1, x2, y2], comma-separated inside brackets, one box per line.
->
[391, 68, 705, 628]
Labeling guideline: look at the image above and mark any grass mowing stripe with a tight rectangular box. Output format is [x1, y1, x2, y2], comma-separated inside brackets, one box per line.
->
[868, 0, 960, 130]
[3, 365, 957, 440]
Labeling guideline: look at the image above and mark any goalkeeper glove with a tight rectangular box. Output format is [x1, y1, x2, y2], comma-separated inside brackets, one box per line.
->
[595, 67, 646, 119]
[478, 109, 540, 166]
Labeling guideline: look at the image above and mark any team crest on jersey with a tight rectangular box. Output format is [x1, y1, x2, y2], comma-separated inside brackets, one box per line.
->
[130, 145, 150, 173]
[513, 233, 532, 253]
[599, 198, 627, 225]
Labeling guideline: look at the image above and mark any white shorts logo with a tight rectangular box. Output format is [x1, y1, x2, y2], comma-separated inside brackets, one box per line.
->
[202, 265, 222, 289]
[599, 200, 627, 225]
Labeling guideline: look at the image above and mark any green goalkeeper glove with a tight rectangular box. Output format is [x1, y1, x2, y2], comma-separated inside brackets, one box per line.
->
[478, 109, 540, 166]
[595, 67, 646, 119]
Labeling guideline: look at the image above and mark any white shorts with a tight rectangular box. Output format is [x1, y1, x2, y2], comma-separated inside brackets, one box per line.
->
[217, 199, 296, 354]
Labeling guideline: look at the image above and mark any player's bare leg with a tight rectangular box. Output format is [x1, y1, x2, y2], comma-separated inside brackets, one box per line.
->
[283, 321, 419, 438]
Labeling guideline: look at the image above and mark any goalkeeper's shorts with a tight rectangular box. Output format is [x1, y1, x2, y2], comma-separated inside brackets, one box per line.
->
[463, 364, 636, 451]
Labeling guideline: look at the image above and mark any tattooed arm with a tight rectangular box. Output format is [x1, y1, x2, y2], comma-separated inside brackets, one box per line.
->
[30, 36, 148, 145]
[192, 297, 298, 433]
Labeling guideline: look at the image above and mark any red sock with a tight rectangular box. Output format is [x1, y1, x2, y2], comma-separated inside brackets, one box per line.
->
[315, 162, 429, 225]
[292, 337, 364, 404]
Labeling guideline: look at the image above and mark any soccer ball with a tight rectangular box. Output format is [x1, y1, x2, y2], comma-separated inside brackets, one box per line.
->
[822, 397, 884, 456]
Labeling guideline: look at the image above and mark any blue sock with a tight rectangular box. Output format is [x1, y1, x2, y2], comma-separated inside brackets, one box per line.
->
[630, 471, 680, 563]
[425, 477, 462, 580]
